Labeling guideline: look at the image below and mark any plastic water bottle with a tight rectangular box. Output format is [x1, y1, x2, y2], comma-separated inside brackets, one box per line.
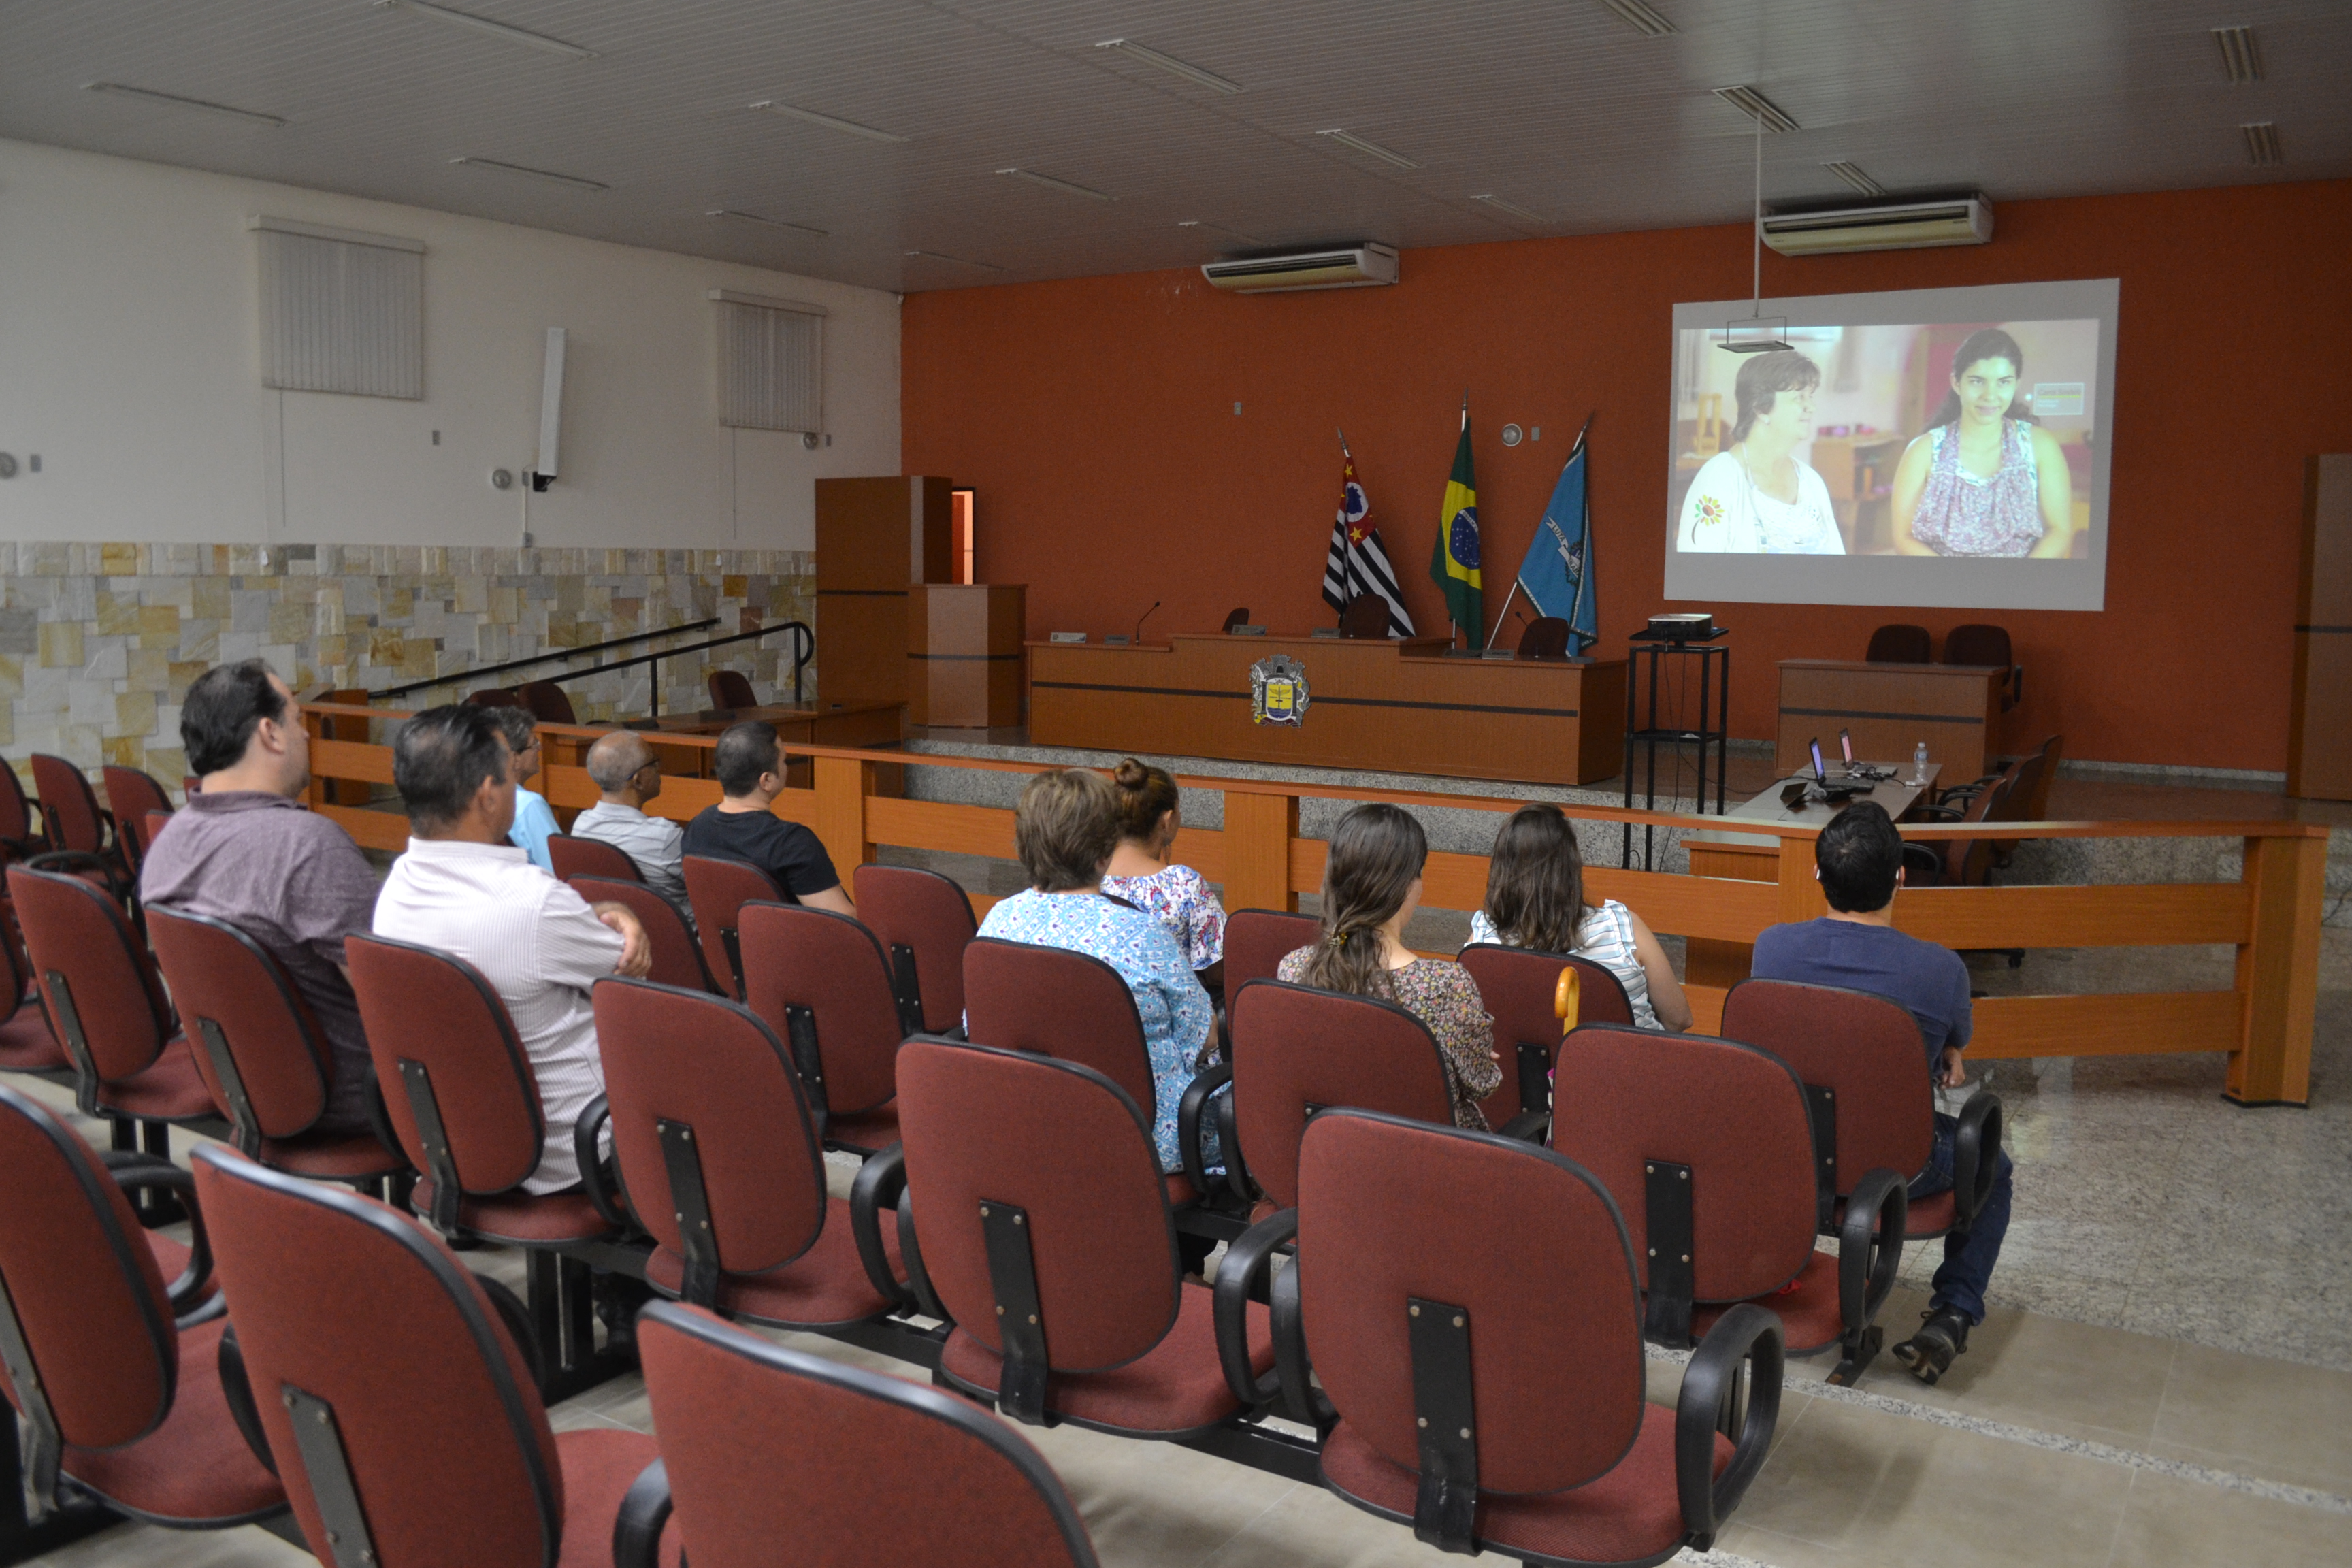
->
[1913, 742, 1929, 785]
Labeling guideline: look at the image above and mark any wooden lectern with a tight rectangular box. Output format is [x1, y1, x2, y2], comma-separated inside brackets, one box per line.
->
[909, 584, 1026, 728]
[813, 476, 954, 705]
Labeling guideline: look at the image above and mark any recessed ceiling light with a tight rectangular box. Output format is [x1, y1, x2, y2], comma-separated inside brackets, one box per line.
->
[448, 156, 607, 192]
[1179, 220, 1268, 246]
[2242, 122, 2283, 166]
[1714, 85, 1799, 134]
[1822, 161, 1887, 197]
[2212, 25, 2262, 85]
[82, 82, 285, 128]
[708, 209, 828, 238]
[1094, 39, 1241, 94]
[996, 168, 1113, 202]
[905, 249, 1007, 272]
[1596, 0, 1676, 36]
[372, 0, 594, 61]
[1318, 129, 1420, 170]
[1470, 193, 1544, 223]
[751, 101, 910, 144]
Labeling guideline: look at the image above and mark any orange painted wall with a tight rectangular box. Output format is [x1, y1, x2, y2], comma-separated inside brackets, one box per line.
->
[902, 180, 2352, 770]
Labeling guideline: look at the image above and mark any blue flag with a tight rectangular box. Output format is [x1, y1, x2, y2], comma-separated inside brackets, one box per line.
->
[1512, 420, 1599, 654]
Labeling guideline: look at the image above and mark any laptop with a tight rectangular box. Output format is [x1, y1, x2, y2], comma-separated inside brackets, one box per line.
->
[1838, 726, 1895, 781]
[1809, 738, 1872, 801]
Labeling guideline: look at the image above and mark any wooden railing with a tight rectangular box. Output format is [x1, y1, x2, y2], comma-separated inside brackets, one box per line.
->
[301, 702, 2330, 1108]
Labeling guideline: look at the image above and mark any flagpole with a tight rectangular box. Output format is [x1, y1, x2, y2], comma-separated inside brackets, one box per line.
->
[1337, 427, 1364, 610]
[1483, 581, 1522, 652]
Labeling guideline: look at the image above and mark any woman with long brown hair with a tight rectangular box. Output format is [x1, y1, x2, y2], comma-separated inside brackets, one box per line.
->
[1468, 804, 1690, 1031]
[1276, 803, 1501, 1129]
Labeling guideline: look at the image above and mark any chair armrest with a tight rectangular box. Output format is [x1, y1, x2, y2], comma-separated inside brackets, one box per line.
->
[1675, 1303, 1783, 1550]
[1213, 1080, 1256, 1207]
[1950, 1090, 2004, 1234]
[1268, 1252, 1331, 1429]
[1179, 1061, 1232, 1200]
[849, 1142, 917, 1310]
[1838, 1169, 1907, 1338]
[1912, 802, 1965, 822]
[1498, 1108, 1550, 1143]
[25, 849, 129, 907]
[896, 1194, 947, 1320]
[1211, 1206, 1296, 1409]
[574, 1094, 630, 1231]
[104, 1154, 216, 1325]
[611, 1458, 673, 1568]
[215, 1326, 278, 1475]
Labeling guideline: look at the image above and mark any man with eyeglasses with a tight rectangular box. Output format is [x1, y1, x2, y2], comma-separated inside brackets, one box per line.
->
[571, 730, 691, 919]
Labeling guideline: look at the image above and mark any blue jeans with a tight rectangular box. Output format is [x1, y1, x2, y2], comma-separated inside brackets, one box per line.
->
[1906, 1111, 2012, 1325]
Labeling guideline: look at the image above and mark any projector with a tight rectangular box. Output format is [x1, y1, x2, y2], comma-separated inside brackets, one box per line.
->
[1645, 613, 1717, 640]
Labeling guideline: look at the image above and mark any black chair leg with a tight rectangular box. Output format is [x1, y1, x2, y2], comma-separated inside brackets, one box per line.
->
[525, 1250, 630, 1404]
[0, 1388, 118, 1567]
[1829, 1324, 1884, 1387]
[118, 1121, 184, 1228]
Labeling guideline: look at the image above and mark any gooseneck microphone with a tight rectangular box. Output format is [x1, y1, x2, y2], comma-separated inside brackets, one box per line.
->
[1134, 600, 1162, 644]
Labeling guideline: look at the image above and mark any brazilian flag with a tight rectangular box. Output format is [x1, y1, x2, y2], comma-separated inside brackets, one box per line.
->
[1429, 408, 1483, 642]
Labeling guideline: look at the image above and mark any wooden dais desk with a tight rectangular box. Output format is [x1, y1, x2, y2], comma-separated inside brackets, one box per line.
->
[1028, 634, 1626, 785]
[1776, 660, 2006, 782]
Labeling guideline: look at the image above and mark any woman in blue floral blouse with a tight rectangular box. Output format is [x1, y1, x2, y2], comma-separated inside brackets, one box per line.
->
[1100, 757, 1227, 1002]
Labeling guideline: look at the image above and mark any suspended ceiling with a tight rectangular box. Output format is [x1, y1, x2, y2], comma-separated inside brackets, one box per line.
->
[2, 0, 2346, 293]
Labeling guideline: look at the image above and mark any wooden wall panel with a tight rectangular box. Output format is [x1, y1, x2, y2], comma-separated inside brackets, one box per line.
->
[2288, 455, 2352, 799]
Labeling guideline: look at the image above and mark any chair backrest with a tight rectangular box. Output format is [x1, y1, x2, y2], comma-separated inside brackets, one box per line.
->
[852, 864, 977, 1034]
[1220, 606, 1252, 634]
[1516, 616, 1571, 659]
[683, 854, 783, 998]
[1298, 1109, 1645, 1495]
[1864, 623, 1932, 664]
[0, 762, 37, 849]
[191, 1148, 566, 1568]
[1226, 979, 1456, 1210]
[346, 933, 546, 1198]
[2020, 733, 2062, 822]
[517, 680, 576, 725]
[1337, 595, 1390, 638]
[1458, 943, 1634, 1123]
[146, 906, 336, 1144]
[546, 833, 642, 883]
[594, 979, 828, 1283]
[708, 670, 759, 710]
[962, 938, 1155, 1112]
[1550, 1026, 1817, 1302]
[0, 1084, 178, 1451]
[7, 864, 174, 1085]
[30, 755, 106, 855]
[738, 902, 906, 1117]
[101, 768, 171, 872]
[1222, 909, 1320, 993]
[567, 875, 713, 993]
[1934, 766, 2015, 885]
[896, 1039, 1179, 1373]
[1720, 979, 1933, 1200]
[1942, 623, 2012, 669]
[131, 808, 173, 867]
[638, 1301, 1100, 1568]
[462, 687, 523, 708]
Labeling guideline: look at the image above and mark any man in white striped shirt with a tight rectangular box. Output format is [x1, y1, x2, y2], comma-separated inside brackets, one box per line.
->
[570, 731, 689, 917]
[373, 705, 651, 1194]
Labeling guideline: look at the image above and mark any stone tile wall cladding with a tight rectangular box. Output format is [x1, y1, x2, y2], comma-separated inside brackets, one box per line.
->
[0, 542, 815, 794]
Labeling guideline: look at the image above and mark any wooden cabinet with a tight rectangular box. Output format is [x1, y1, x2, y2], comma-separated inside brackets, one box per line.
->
[813, 476, 954, 705]
[2289, 455, 2352, 800]
[909, 584, 1026, 728]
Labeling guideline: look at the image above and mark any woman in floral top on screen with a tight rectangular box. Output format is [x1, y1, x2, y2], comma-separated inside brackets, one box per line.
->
[1277, 803, 1501, 1130]
[1100, 757, 1227, 1002]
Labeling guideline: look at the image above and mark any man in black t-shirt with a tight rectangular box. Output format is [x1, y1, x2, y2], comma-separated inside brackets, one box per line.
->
[680, 722, 855, 915]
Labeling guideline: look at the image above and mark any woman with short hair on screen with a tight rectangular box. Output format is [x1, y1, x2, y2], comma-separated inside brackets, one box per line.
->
[1891, 327, 2077, 559]
[1676, 348, 1846, 555]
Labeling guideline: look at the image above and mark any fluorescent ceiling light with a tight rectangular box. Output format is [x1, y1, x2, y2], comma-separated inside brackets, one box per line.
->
[751, 101, 910, 144]
[1596, 0, 1676, 36]
[448, 156, 606, 191]
[1179, 220, 1268, 246]
[996, 167, 1113, 202]
[2212, 25, 2262, 84]
[708, 209, 828, 238]
[2242, 122, 2283, 166]
[1822, 161, 1887, 197]
[1714, 85, 1799, 134]
[372, 0, 594, 60]
[1470, 193, 1544, 223]
[1318, 129, 1419, 170]
[82, 82, 285, 127]
[1094, 39, 1241, 94]
[905, 249, 1007, 272]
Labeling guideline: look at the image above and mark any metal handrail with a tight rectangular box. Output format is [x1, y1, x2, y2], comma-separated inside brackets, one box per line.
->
[372, 621, 815, 719]
[376, 618, 721, 698]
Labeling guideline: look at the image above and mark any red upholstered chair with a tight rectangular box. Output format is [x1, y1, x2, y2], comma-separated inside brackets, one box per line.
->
[144, 906, 408, 1190]
[568, 875, 714, 994]
[130, 808, 174, 870]
[853, 863, 978, 1035]
[0, 894, 70, 1075]
[189, 1147, 676, 1568]
[1458, 943, 1633, 1132]
[894, 1038, 1277, 1435]
[1905, 767, 2016, 891]
[549, 832, 643, 883]
[1224, 979, 1457, 1214]
[1865, 623, 1932, 664]
[29, 755, 112, 862]
[0, 762, 47, 861]
[1288, 1109, 1781, 1563]
[1221, 909, 1320, 994]
[737, 903, 905, 1155]
[1721, 979, 2004, 1248]
[625, 1301, 1100, 1568]
[683, 853, 783, 1000]
[708, 670, 759, 710]
[0, 1085, 283, 1550]
[344, 932, 629, 1399]
[1551, 1025, 1906, 1386]
[101, 766, 172, 879]
[591, 979, 915, 1340]
[518, 679, 578, 725]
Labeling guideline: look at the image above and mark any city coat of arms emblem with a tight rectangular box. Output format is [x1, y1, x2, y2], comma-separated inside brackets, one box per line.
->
[1250, 655, 1309, 725]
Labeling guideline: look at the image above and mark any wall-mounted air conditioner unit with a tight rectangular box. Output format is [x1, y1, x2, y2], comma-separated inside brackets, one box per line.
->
[1759, 197, 1993, 257]
[1202, 242, 1399, 294]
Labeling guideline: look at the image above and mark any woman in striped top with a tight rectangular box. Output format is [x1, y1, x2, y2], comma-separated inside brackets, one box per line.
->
[1466, 804, 1692, 1032]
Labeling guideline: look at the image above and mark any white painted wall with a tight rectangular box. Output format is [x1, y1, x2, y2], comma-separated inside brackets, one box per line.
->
[0, 139, 899, 551]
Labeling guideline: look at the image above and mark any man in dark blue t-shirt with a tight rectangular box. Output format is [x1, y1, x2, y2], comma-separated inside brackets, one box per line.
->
[1751, 800, 2012, 1386]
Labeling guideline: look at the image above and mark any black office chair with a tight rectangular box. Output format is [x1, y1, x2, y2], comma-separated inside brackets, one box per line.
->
[1221, 607, 1252, 633]
[1337, 597, 1389, 638]
[1944, 623, 2021, 711]
[1865, 624, 1932, 664]
[1516, 617, 1571, 659]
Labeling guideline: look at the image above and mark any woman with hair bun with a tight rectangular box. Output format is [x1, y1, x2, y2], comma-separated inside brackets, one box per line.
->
[1275, 804, 1501, 1130]
[1891, 327, 2076, 558]
[1100, 758, 1227, 999]
[1676, 349, 1845, 555]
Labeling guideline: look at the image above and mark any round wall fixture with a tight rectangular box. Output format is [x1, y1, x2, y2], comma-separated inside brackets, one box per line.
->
[1499, 424, 1524, 447]
[489, 467, 515, 491]
[0, 453, 17, 478]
